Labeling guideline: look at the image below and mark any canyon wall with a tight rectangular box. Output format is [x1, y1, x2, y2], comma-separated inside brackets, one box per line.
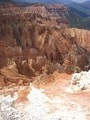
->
[0, 3, 90, 86]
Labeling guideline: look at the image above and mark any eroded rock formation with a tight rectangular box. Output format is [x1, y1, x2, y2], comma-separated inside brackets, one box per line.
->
[0, 3, 90, 87]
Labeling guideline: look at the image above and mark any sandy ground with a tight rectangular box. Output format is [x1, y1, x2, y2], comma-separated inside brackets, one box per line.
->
[36, 72, 90, 120]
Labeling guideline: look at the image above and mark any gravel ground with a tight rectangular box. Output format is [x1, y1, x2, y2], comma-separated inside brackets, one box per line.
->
[0, 85, 86, 120]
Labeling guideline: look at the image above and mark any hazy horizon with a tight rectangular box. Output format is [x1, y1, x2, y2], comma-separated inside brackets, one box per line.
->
[72, 0, 89, 2]
[13, 0, 90, 3]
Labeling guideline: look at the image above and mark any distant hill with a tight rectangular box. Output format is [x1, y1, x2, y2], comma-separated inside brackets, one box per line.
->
[13, 0, 55, 4]
[56, 0, 73, 5]
[0, 0, 12, 2]
[67, 9, 90, 30]
[68, 1, 90, 17]
[0, 0, 73, 5]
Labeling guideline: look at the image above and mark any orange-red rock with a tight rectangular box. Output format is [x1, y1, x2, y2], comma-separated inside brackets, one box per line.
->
[0, 75, 5, 87]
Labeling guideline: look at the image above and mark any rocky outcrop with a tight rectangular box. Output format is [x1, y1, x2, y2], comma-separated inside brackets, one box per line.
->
[71, 70, 90, 91]
[64, 28, 90, 52]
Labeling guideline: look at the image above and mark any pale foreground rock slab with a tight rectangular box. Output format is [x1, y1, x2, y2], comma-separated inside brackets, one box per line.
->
[71, 70, 90, 91]
[0, 85, 86, 120]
